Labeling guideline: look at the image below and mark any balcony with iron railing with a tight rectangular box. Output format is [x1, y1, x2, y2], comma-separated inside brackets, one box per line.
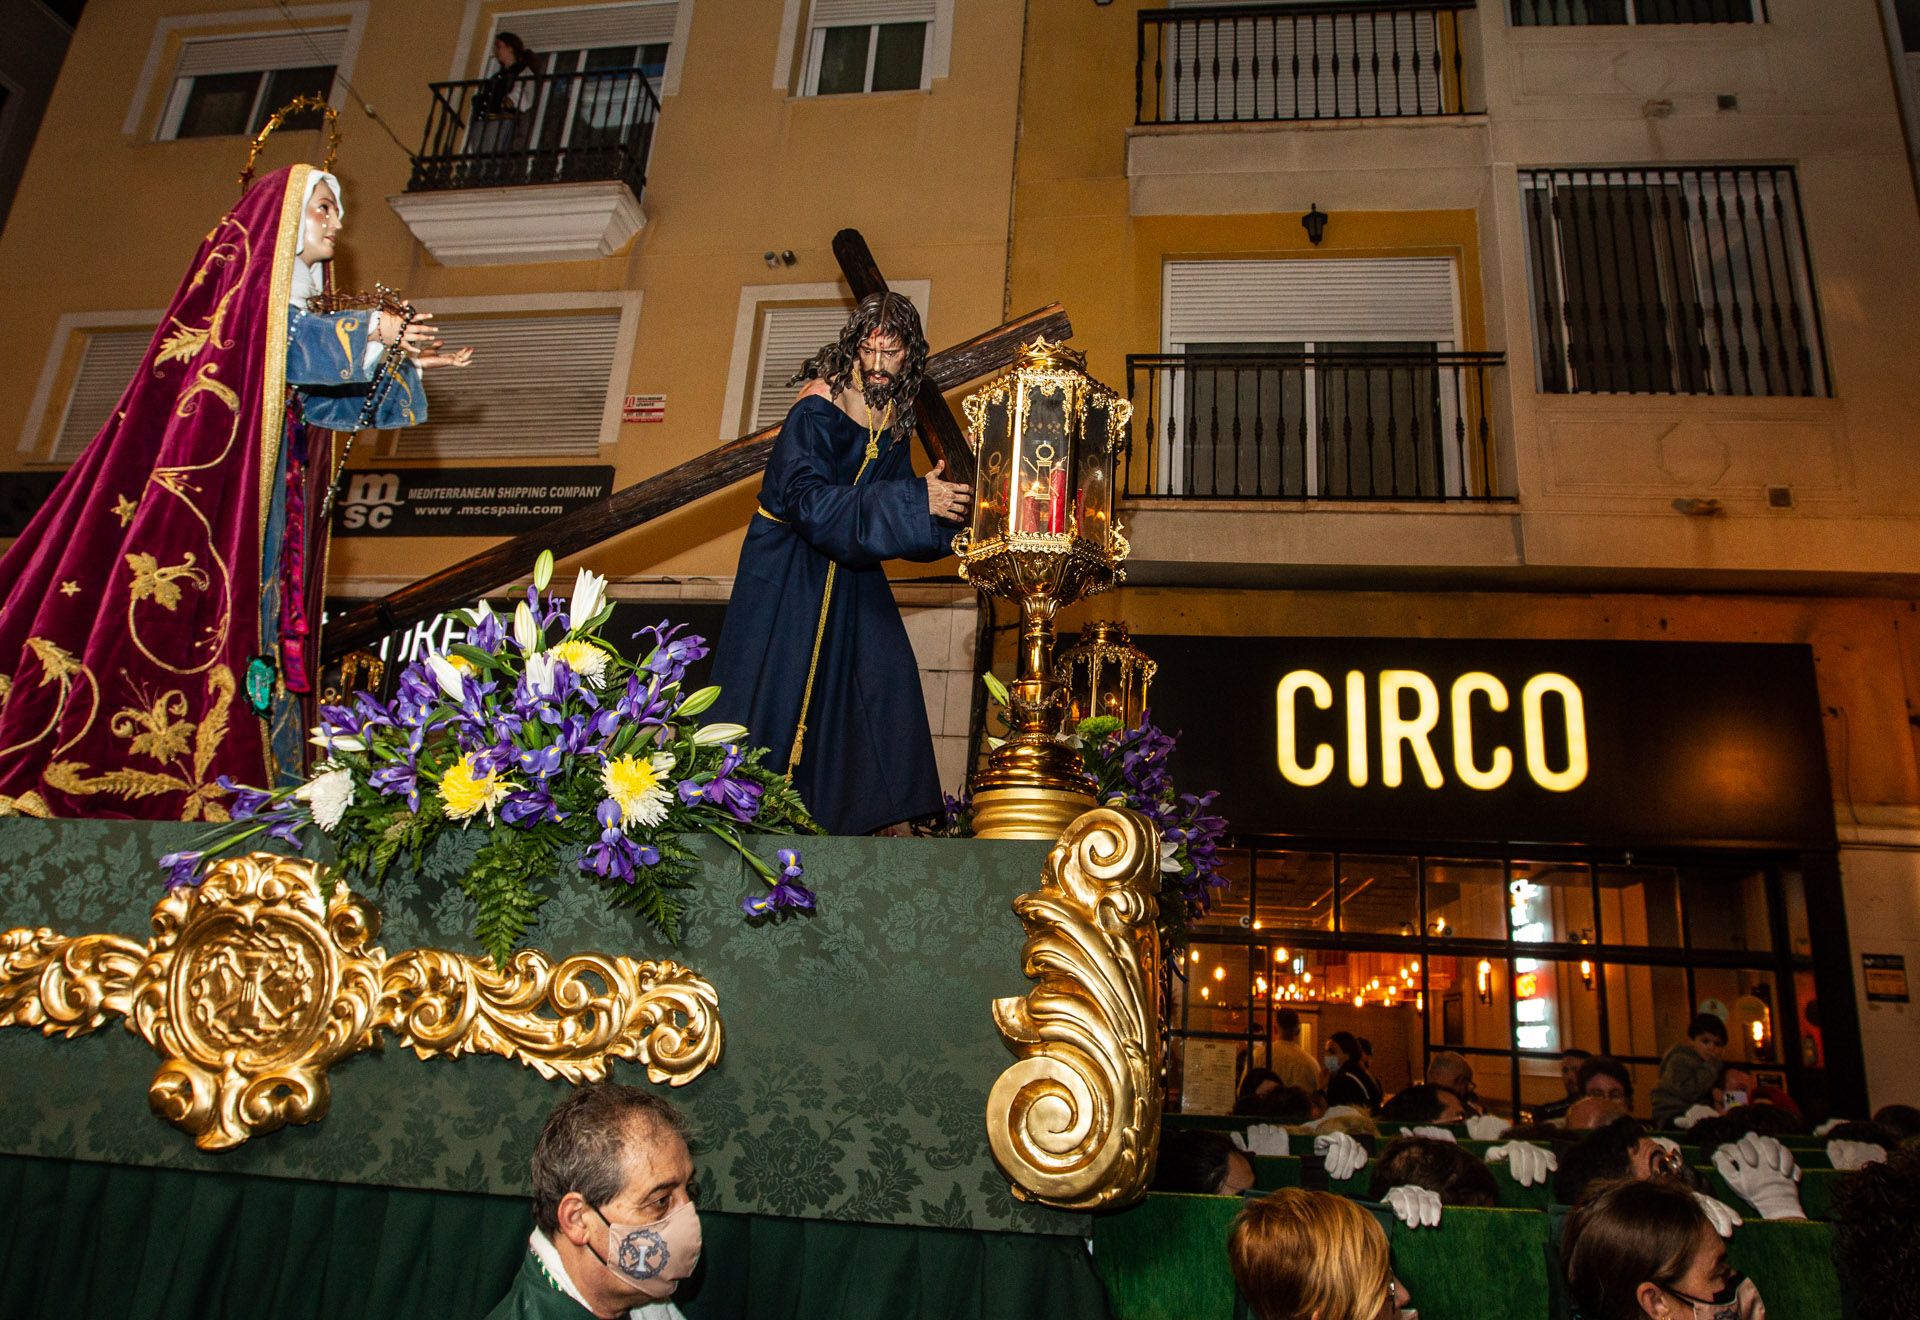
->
[389, 67, 661, 266]
[1112, 348, 1518, 581]
[1123, 349, 1510, 502]
[1136, 1, 1480, 127]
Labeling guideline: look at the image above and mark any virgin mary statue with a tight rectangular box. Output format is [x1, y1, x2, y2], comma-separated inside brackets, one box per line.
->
[0, 163, 467, 819]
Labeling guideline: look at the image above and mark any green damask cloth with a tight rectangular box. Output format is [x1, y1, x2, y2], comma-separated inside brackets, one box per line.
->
[0, 819, 1084, 1237]
[0, 1153, 1113, 1320]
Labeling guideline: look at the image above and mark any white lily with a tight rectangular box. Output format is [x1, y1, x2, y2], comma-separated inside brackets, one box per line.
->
[524, 652, 561, 699]
[293, 766, 355, 831]
[567, 567, 608, 632]
[308, 726, 365, 753]
[692, 722, 749, 745]
[1159, 839, 1181, 872]
[532, 549, 555, 592]
[513, 601, 540, 652]
[425, 652, 466, 700]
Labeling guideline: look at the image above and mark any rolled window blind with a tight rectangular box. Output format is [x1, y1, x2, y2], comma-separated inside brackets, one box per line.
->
[390, 311, 622, 459]
[174, 28, 347, 77]
[749, 304, 852, 432]
[810, 0, 935, 26]
[52, 329, 156, 464]
[1164, 259, 1459, 347]
[493, 2, 679, 53]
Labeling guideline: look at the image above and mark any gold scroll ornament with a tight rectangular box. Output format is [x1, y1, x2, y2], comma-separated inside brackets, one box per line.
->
[0, 853, 723, 1151]
[986, 805, 1163, 1211]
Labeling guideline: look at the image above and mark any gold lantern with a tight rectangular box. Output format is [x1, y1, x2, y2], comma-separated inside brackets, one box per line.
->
[1054, 622, 1157, 728]
[956, 339, 1132, 839]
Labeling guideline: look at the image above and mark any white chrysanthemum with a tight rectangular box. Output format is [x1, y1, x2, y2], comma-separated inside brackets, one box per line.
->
[295, 766, 355, 832]
[550, 639, 609, 688]
[603, 752, 677, 829]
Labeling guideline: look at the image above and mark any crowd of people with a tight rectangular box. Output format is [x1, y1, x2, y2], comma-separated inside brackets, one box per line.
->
[1152, 1010, 1920, 1320]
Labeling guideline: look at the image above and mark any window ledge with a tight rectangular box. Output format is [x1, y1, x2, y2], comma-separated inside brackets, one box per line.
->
[386, 182, 645, 267]
[784, 86, 932, 105]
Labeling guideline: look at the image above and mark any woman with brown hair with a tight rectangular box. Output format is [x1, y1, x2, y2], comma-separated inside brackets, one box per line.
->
[1561, 1178, 1766, 1319]
[1228, 1187, 1412, 1320]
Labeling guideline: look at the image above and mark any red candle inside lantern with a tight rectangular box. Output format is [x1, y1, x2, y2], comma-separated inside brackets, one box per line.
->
[1047, 469, 1068, 533]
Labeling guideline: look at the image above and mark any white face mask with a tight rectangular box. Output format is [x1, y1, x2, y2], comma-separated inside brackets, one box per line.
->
[589, 1199, 702, 1299]
[1324, 1054, 1341, 1071]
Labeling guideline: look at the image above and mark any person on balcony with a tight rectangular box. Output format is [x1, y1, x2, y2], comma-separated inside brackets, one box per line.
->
[0, 164, 468, 819]
[471, 31, 538, 172]
[708, 292, 971, 836]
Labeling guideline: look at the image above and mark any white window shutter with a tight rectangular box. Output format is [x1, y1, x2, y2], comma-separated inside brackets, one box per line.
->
[810, 0, 935, 26]
[390, 312, 622, 459]
[493, 2, 680, 52]
[1164, 259, 1459, 347]
[51, 329, 155, 464]
[750, 304, 851, 432]
[174, 29, 347, 77]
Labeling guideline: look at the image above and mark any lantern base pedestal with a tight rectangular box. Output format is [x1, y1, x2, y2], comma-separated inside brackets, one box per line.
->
[970, 786, 1098, 841]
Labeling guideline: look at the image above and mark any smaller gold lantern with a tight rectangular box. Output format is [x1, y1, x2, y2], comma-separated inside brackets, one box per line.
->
[956, 339, 1132, 840]
[1055, 622, 1157, 728]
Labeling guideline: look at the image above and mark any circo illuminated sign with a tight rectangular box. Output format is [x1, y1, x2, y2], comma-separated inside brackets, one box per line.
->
[1275, 669, 1589, 793]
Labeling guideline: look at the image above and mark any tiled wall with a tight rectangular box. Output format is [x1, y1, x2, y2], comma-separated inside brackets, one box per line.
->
[897, 585, 983, 802]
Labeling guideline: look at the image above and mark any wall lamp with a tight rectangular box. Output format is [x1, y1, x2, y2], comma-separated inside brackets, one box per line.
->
[1476, 958, 1493, 1005]
[1301, 204, 1329, 245]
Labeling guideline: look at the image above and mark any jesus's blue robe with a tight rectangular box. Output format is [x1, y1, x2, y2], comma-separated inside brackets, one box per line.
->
[709, 395, 961, 836]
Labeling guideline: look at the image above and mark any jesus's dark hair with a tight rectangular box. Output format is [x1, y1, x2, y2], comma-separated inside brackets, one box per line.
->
[789, 291, 927, 442]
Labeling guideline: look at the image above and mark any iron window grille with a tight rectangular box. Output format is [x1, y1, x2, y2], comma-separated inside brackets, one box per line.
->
[1509, 0, 1765, 24]
[1521, 166, 1828, 397]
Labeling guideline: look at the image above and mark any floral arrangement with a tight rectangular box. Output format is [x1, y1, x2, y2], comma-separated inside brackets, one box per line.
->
[940, 675, 1228, 945]
[166, 551, 819, 965]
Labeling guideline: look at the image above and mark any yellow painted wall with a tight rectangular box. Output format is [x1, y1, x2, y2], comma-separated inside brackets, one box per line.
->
[0, 0, 1022, 587]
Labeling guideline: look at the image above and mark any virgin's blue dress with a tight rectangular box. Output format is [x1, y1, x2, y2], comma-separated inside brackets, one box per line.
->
[709, 396, 961, 835]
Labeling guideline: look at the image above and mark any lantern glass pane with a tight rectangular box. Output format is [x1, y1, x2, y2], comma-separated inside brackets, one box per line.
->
[1012, 385, 1071, 537]
[1077, 400, 1114, 547]
[972, 393, 1015, 542]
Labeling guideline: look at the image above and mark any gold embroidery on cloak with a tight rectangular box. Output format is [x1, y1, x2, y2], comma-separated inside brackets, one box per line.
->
[42, 664, 236, 821]
[0, 638, 100, 762]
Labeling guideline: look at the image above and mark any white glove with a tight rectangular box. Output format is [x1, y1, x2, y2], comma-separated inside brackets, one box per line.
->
[1693, 1192, 1743, 1237]
[1465, 1114, 1512, 1141]
[1674, 1104, 1719, 1131]
[1814, 1117, 1847, 1137]
[1409, 1125, 1458, 1143]
[1826, 1139, 1888, 1172]
[1383, 1184, 1443, 1229]
[1486, 1140, 1558, 1188]
[1713, 1134, 1805, 1220]
[1315, 1131, 1369, 1181]
[1241, 1124, 1290, 1157]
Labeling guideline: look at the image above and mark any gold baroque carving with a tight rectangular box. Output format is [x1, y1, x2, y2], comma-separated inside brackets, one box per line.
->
[986, 805, 1163, 1211]
[0, 853, 723, 1150]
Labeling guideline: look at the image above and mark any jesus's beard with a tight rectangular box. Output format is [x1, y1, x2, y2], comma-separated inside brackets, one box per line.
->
[860, 371, 901, 413]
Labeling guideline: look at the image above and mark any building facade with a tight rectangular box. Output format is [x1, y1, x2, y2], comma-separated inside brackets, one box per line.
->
[1005, 0, 1920, 1116]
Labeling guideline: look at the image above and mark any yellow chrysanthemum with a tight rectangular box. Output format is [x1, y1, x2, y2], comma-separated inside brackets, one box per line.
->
[603, 752, 676, 829]
[439, 753, 514, 823]
[550, 638, 609, 686]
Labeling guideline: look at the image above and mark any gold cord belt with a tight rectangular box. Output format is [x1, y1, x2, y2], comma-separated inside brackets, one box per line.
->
[787, 406, 889, 769]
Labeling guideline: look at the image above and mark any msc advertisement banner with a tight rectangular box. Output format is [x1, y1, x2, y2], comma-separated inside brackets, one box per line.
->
[330, 466, 616, 535]
[1139, 635, 1835, 852]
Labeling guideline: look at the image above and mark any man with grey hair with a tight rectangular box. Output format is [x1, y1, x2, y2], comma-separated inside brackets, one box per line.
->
[486, 1082, 701, 1320]
[1427, 1051, 1486, 1117]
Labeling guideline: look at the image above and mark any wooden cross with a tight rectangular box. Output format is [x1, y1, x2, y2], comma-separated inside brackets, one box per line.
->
[321, 233, 1063, 660]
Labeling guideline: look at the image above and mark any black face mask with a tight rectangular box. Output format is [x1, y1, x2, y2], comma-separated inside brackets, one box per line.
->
[1666, 1271, 1748, 1320]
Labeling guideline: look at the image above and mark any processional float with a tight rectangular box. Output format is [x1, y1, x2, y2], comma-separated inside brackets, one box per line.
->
[0, 106, 1169, 1216]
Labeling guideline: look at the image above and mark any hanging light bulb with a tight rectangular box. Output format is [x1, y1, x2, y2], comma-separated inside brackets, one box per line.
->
[1213, 965, 1226, 982]
[1190, 949, 1201, 963]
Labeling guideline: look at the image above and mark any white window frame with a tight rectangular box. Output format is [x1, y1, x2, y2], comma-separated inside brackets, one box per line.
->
[720, 280, 932, 439]
[374, 291, 641, 460]
[773, 0, 952, 93]
[802, 18, 934, 96]
[18, 310, 166, 462]
[123, 4, 368, 140]
[452, 0, 695, 96]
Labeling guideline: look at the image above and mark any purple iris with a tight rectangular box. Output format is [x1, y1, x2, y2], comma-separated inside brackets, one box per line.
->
[368, 762, 421, 812]
[634, 621, 710, 686]
[741, 847, 815, 917]
[158, 850, 202, 890]
[581, 799, 662, 883]
[515, 744, 564, 779]
[676, 745, 763, 822]
[615, 673, 672, 731]
[467, 606, 506, 652]
[216, 775, 273, 820]
[500, 788, 563, 827]
[394, 664, 440, 728]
